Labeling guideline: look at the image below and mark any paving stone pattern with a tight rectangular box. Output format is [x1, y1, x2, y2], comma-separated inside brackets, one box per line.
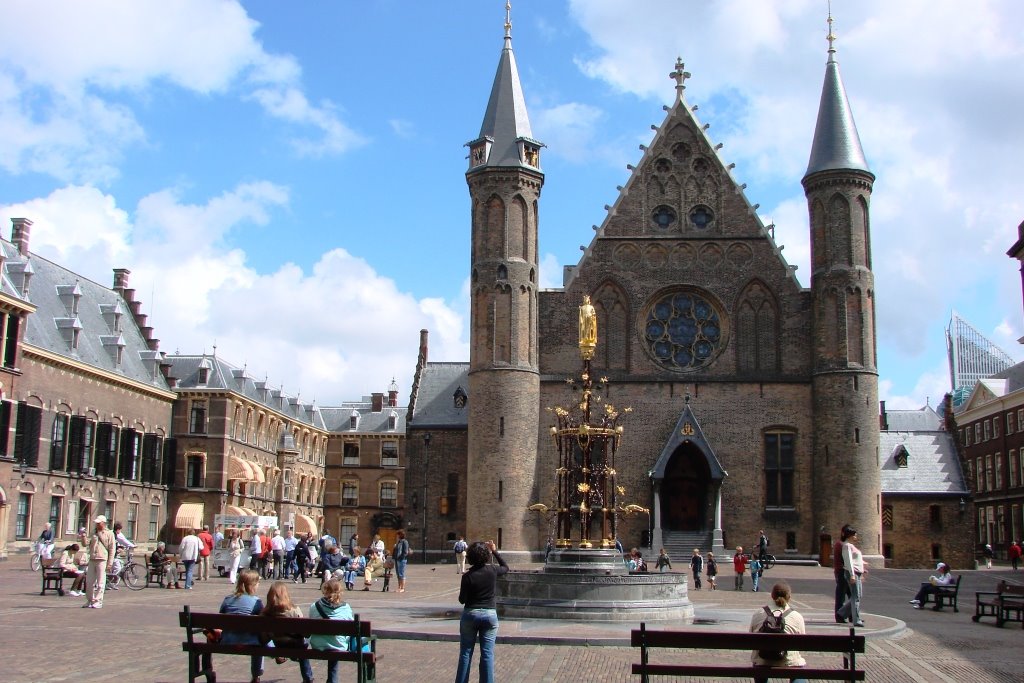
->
[2, 561, 1022, 682]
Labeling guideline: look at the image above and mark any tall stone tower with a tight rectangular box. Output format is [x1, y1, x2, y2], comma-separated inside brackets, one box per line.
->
[804, 19, 882, 557]
[464, 6, 544, 550]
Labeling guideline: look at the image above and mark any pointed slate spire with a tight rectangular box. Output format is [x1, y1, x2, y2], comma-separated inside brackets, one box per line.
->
[467, 2, 543, 172]
[804, 14, 870, 178]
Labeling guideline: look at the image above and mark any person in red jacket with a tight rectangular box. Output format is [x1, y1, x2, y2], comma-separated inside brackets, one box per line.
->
[197, 525, 214, 581]
[733, 546, 748, 591]
[1009, 541, 1022, 571]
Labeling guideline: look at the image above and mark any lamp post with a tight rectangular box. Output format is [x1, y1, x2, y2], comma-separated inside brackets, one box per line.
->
[421, 433, 431, 564]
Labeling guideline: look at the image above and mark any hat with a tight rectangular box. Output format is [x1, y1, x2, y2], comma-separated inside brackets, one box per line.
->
[93, 514, 107, 525]
[936, 562, 946, 570]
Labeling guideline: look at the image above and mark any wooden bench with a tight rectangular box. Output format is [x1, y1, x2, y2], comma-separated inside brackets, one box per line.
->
[631, 622, 865, 681]
[973, 580, 1024, 628]
[932, 575, 962, 612]
[179, 606, 375, 683]
[40, 565, 65, 596]
[146, 554, 186, 587]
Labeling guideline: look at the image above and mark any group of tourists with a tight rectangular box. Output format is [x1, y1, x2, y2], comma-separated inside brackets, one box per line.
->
[47, 514, 135, 608]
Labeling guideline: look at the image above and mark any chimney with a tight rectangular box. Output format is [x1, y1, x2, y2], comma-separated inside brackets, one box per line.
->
[11, 217, 32, 257]
[388, 378, 399, 407]
[112, 268, 130, 293]
[419, 328, 429, 364]
[371, 393, 384, 412]
[879, 401, 888, 431]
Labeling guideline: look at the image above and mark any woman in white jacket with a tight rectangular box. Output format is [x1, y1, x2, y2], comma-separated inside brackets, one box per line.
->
[836, 528, 866, 627]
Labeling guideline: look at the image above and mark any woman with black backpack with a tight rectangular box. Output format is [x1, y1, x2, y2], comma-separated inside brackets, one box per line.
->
[748, 582, 807, 683]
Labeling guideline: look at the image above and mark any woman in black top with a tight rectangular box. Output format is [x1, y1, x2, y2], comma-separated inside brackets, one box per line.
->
[454, 540, 508, 683]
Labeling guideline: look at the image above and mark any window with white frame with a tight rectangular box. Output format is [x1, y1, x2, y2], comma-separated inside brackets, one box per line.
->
[49, 495, 63, 532]
[967, 459, 975, 490]
[343, 442, 359, 466]
[994, 418, 1000, 439]
[995, 453, 1003, 490]
[997, 505, 1006, 542]
[1019, 409, 1024, 430]
[1008, 412, 1015, 435]
[1010, 450, 1019, 489]
[189, 400, 207, 434]
[984, 420, 991, 441]
[16, 492, 31, 539]
[127, 503, 138, 540]
[339, 517, 357, 545]
[985, 454, 994, 492]
[149, 504, 159, 540]
[975, 423, 981, 443]
[379, 480, 398, 507]
[342, 481, 358, 507]
[977, 457, 984, 491]
[965, 428, 971, 446]
[1012, 504, 1021, 546]
[381, 441, 399, 466]
[978, 506, 987, 544]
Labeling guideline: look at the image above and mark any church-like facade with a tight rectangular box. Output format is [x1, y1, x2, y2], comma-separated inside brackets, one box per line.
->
[407, 14, 882, 562]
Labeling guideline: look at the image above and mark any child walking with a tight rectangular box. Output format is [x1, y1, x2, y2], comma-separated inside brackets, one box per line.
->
[750, 555, 763, 592]
[656, 548, 673, 573]
[689, 549, 704, 590]
[706, 551, 718, 590]
[733, 546, 748, 590]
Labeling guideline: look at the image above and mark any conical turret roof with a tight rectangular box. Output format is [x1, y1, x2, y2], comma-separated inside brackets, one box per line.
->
[805, 40, 870, 178]
[470, 8, 541, 170]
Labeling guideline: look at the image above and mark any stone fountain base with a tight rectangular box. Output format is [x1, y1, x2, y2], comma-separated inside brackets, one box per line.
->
[497, 548, 693, 622]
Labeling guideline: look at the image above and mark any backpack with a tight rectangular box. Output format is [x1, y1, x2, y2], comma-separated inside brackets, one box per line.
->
[756, 606, 791, 660]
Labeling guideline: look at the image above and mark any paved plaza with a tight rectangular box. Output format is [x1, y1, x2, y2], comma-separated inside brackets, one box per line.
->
[1, 559, 1022, 682]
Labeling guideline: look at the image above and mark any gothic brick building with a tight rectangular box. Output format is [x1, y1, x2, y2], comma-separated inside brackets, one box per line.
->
[408, 16, 882, 562]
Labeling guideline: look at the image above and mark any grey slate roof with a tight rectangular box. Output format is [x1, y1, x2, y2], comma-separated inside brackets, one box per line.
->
[885, 405, 943, 432]
[880, 408, 968, 495]
[320, 400, 406, 435]
[407, 362, 469, 428]
[805, 48, 871, 177]
[472, 30, 538, 169]
[165, 354, 325, 429]
[2, 239, 170, 391]
[990, 359, 1024, 392]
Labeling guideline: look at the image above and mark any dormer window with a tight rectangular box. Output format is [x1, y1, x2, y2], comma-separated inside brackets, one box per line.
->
[453, 386, 468, 410]
[349, 410, 359, 430]
[198, 367, 208, 384]
[894, 445, 909, 468]
[388, 411, 398, 431]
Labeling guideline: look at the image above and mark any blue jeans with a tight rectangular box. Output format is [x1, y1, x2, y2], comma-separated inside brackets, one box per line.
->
[395, 558, 408, 580]
[455, 608, 498, 683]
[182, 559, 195, 588]
[837, 571, 862, 624]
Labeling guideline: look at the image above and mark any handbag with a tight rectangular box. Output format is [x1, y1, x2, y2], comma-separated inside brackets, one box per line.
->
[203, 628, 223, 643]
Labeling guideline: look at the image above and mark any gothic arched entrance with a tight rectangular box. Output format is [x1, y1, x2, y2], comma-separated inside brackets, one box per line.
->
[660, 442, 711, 531]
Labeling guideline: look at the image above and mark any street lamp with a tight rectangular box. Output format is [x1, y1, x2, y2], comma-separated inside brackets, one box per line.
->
[421, 432, 431, 564]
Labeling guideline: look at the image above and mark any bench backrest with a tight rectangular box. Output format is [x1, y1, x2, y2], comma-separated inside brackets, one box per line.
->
[631, 626, 865, 654]
[998, 581, 1024, 597]
[180, 608, 371, 638]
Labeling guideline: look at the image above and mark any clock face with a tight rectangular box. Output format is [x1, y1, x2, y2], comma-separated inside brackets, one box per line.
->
[642, 288, 726, 372]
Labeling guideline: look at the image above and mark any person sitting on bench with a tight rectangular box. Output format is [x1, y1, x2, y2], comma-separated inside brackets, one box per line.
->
[55, 543, 87, 596]
[749, 582, 807, 683]
[909, 562, 955, 608]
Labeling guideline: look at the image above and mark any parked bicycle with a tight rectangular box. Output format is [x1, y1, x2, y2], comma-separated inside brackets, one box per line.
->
[30, 539, 55, 572]
[109, 549, 146, 590]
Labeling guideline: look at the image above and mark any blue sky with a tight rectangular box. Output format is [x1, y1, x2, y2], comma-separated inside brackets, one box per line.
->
[1, 0, 1022, 407]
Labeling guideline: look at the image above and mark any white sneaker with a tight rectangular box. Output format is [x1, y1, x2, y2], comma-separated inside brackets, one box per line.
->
[909, 599, 920, 605]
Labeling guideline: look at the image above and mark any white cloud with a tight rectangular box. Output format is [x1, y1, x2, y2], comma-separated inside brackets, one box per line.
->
[538, 252, 563, 290]
[880, 359, 951, 410]
[0, 184, 465, 403]
[388, 119, 416, 139]
[0, 0, 363, 183]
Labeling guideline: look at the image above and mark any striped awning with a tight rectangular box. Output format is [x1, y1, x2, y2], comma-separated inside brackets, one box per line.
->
[251, 464, 266, 483]
[227, 456, 254, 481]
[224, 505, 248, 516]
[294, 514, 317, 536]
[239, 507, 258, 517]
[174, 502, 205, 530]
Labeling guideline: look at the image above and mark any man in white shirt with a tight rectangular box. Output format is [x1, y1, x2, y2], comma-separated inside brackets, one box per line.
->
[270, 529, 286, 579]
[283, 529, 298, 579]
[178, 528, 201, 589]
[249, 529, 266, 576]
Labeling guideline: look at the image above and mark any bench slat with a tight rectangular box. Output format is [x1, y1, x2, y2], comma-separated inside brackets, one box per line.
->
[631, 663, 865, 681]
[179, 611, 371, 637]
[182, 642, 374, 663]
[631, 629, 865, 653]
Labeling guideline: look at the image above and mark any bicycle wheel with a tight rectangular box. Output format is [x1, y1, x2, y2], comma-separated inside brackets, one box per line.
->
[763, 554, 776, 570]
[30, 553, 41, 572]
[123, 562, 146, 590]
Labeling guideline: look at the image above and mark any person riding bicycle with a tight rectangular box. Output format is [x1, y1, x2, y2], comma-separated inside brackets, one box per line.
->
[37, 522, 55, 560]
